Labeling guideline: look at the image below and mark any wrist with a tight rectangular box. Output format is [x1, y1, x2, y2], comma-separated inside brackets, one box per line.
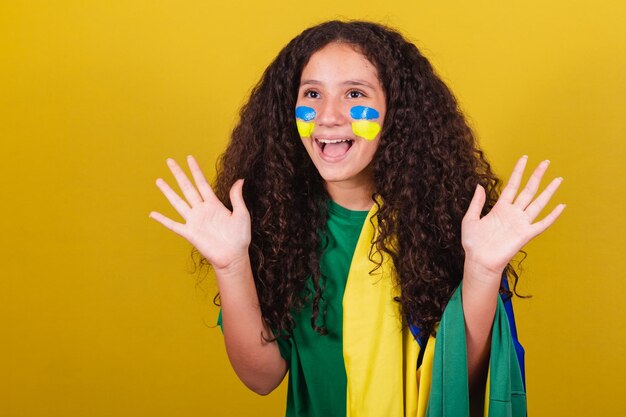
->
[214, 253, 252, 282]
[463, 255, 503, 291]
[463, 250, 506, 276]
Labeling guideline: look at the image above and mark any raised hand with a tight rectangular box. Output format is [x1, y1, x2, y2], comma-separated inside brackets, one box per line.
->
[149, 155, 251, 271]
[461, 155, 566, 279]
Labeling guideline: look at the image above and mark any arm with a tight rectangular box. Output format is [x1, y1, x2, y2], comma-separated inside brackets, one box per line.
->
[460, 156, 565, 414]
[216, 256, 288, 395]
[461, 262, 500, 416]
[149, 155, 287, 395]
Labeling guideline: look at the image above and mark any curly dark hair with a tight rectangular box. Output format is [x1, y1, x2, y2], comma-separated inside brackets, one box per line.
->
[195, 20, 521, 339]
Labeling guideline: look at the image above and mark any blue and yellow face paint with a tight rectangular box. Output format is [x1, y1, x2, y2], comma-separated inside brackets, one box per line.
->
[295, 106, 316, 138]
[296, 105, 381, 141]
[350, 106, 381, 141]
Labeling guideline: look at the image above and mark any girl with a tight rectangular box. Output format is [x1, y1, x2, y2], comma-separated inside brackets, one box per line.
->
[149, 20, 564, 417]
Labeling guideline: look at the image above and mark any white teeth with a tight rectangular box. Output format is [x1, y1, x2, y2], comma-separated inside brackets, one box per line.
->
[316, 138, 353, 144]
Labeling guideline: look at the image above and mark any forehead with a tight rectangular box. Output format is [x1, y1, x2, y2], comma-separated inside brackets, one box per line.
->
[300, 43, 380, 84]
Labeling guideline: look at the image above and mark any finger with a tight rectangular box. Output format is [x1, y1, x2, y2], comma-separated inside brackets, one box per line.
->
[166, 158, 204, 207]
[525, 176, 564, 221]
[529, 203, 566, 237]
[463, 184, 486, 222]
[155, 178, 191, 218]
[500, 155, 529, 204]
[229, 179, 249, 216]
[148, 211, 187, 237]
[514, 160, 551, 209]
[187, 155, 219, 203]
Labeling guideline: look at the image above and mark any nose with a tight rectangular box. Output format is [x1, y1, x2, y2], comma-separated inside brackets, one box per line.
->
[316, 98, 348, 127]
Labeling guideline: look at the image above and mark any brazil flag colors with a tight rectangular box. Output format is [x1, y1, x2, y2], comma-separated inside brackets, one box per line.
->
[219, 199, 526, 417]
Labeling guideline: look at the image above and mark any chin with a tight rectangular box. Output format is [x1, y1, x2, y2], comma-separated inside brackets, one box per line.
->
[317, 166, 372, 186]
[313, 165, 350, 182]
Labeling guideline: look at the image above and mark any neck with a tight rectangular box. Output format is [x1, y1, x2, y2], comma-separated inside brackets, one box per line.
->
[324, 176, 375, 211]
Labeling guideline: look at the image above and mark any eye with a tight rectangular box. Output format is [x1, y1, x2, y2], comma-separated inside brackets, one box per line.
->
[348, 89, 366, 99]
[304, 89, 320, 99]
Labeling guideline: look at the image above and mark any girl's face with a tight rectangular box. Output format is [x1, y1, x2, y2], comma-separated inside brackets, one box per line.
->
[295, 42, 386, 190]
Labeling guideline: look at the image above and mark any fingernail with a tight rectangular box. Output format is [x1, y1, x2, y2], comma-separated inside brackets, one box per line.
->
[545, 159, 551, 164]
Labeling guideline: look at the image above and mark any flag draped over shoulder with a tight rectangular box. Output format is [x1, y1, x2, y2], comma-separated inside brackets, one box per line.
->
[342, 203, 527, 417]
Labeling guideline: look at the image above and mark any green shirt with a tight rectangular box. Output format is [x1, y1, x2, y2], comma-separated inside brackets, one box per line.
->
[276, 200, 368, 417]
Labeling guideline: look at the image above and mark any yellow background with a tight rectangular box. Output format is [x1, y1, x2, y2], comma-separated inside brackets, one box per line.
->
[1, 1, 624, 416]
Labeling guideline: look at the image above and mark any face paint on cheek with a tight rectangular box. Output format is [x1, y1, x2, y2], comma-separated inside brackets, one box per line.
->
[350, 106, 382, 141]
[295, 106, 316, 138]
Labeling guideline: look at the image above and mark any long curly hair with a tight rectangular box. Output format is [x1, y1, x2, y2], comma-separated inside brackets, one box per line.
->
[196, 20, 521, 339]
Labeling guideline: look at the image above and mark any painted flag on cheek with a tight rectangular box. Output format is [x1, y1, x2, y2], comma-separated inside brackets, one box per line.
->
[350, 106, 381, 141]
[296, 106, 316, 138]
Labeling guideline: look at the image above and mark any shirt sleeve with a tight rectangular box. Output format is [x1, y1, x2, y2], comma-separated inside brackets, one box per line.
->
[217, 308, 224, 333]
[216, 308, 292, 363]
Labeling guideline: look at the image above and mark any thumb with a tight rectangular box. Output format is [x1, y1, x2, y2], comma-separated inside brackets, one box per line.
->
[229, 179, 248, 215]
[463, 184, 486, 222]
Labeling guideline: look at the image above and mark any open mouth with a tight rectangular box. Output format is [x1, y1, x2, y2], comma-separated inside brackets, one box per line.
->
[315, 138, 354, 158]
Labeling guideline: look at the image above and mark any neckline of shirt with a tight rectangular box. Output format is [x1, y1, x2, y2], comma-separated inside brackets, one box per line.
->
[327, 199, 371, 220]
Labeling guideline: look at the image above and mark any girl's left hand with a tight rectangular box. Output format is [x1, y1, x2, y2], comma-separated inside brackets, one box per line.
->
[461, 155, 566, 281]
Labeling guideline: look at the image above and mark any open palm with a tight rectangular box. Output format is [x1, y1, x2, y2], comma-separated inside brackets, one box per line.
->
[149, 155, 251, 271]
[461, 156, 565, 276]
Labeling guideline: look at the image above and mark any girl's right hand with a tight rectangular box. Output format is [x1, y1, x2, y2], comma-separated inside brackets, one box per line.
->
[149, 155, 251, 272]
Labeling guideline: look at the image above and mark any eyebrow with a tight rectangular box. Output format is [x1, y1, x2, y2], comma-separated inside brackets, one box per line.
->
[299, 79, 375, 88]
